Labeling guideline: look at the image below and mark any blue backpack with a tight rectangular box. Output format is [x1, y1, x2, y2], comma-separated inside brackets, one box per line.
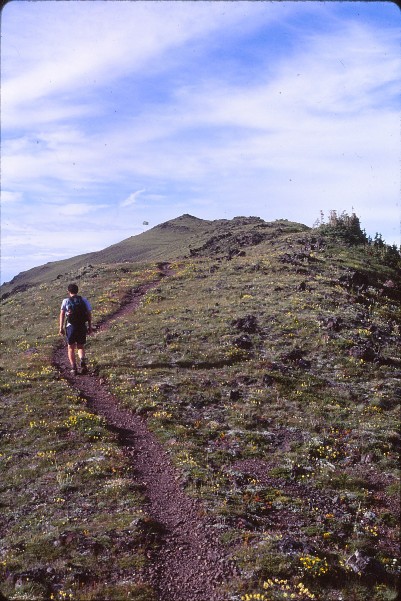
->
[66, 296, 88, 327]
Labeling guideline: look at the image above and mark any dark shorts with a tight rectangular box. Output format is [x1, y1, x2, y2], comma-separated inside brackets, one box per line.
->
[66, 324, 87, 345]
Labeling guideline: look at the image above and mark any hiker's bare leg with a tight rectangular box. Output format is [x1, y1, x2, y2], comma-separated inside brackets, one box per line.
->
[68, 344, 77, 367]
[77, 344, 85, 361]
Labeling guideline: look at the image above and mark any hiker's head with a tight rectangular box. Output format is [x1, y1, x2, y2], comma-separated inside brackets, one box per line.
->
[67, 283, 79, 295]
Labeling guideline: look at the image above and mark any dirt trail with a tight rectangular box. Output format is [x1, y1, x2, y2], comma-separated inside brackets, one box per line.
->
[52, 264, 236, 601]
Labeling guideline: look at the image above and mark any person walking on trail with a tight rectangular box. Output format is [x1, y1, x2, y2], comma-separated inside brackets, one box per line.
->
[59, 283, 92, 375]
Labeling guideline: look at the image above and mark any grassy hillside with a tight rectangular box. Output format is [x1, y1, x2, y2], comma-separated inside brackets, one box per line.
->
[0, 214, 206, 292]
[1, 215, 400, 600]
[1, 215, 306, 297]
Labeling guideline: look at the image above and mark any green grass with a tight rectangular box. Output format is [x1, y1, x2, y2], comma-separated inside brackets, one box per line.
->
[1, 215, 307, 295]
[91, 237, 400, 600]
[0, 265, 161, 600]
[1, 218, 400, 600]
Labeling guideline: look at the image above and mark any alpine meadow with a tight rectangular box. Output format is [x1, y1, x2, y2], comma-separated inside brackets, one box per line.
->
[1, 213, 400, 601]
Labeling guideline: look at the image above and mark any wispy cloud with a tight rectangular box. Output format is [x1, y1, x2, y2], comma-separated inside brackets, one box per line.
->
[1, 191, 22, 204]
[120, 189, 146, 208]
[2, 1, 285, 128]
[57, 203, 109, 217]
[1, 1, 399, 283]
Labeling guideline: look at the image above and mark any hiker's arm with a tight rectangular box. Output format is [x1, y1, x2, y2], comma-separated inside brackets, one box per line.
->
[87, 310, 92, 333]
[59, 309, 66, 335]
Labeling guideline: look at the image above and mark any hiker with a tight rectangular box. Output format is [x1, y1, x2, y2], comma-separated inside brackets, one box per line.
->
[59, 283, 92, 375]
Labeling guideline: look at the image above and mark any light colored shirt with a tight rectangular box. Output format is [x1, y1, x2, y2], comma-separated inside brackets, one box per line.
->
[61, 296, 92, 312]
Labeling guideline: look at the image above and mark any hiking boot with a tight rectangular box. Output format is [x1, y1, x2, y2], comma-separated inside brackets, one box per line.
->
[80, 359, 88, 374]
[70, 366, 78, 376]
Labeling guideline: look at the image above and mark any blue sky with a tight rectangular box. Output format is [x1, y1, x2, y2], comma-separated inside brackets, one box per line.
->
[1, 1, 400, 284]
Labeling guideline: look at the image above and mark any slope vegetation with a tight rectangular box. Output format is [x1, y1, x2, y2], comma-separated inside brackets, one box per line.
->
[1, 214, 279, 295]
[1, 215, 400, 601]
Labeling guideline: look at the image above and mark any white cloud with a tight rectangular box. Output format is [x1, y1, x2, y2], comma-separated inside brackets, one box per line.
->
[120, 189, 146, 208]
[1, 191, 22, 204]
[1, 1, 400, 282]
[2, 1, 290, 129]
[57, 203, 109, 217]
[1, 219, 142, 284]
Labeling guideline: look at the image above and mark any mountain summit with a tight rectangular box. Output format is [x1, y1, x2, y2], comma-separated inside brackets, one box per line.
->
[1, 214, 305, 295]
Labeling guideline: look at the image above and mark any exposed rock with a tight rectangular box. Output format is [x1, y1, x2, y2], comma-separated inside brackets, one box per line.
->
[349, 345, 376, 362]
[380, 279, 400, 300]
[338, 270, 370, 290]
[279, 252, 318, 266]
[262, 374, 275, 386]
[1, 282, 34, 300]
[229, 389, 241, 401]
[297, 358, 311, 369]
[282, 347, 305, 362]
[345, 551, 384, 577]
[227, 248, 246, 260]
[278, 536, 316, 556]
[232, 315, 258, 333]
[164, 329, 180, 345]
[233, 334, 253, 349]
[236, 375, 257, 385]
[323, 316, 343, 332]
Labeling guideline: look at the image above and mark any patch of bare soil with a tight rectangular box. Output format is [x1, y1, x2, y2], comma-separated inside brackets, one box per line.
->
[52, 265, 236, 601]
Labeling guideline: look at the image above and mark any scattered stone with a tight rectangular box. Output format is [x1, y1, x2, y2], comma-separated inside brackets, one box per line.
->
[380, 279, 400, 300]
[323, 316, 343, 331]
[72, 569, 93, 584]
[338, 270, 370, 290]
[278, 536, 316, 556]
[282, 347, 305, 362]
[262, 374, 274, 386]
[236, 375, 257, 385]
[23, 347, 38, 356]
[232, 315, 258, 333]
[349, 345, 376, 362]
[345, 551, 375, 576]
[164, 329, 180, 345]
[233, 334, 253, 349]
[279, 251, 317, 266]
[297, 358, 311, 369]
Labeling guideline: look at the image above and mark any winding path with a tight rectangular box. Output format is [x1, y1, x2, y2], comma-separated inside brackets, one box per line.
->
[52, 264, 236, 601]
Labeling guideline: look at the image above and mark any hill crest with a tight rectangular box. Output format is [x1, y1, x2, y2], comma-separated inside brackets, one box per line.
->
[1, 214, 306, 296]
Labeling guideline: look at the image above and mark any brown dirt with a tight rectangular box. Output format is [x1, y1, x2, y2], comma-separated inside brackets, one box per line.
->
[52, 264, 236, 601]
